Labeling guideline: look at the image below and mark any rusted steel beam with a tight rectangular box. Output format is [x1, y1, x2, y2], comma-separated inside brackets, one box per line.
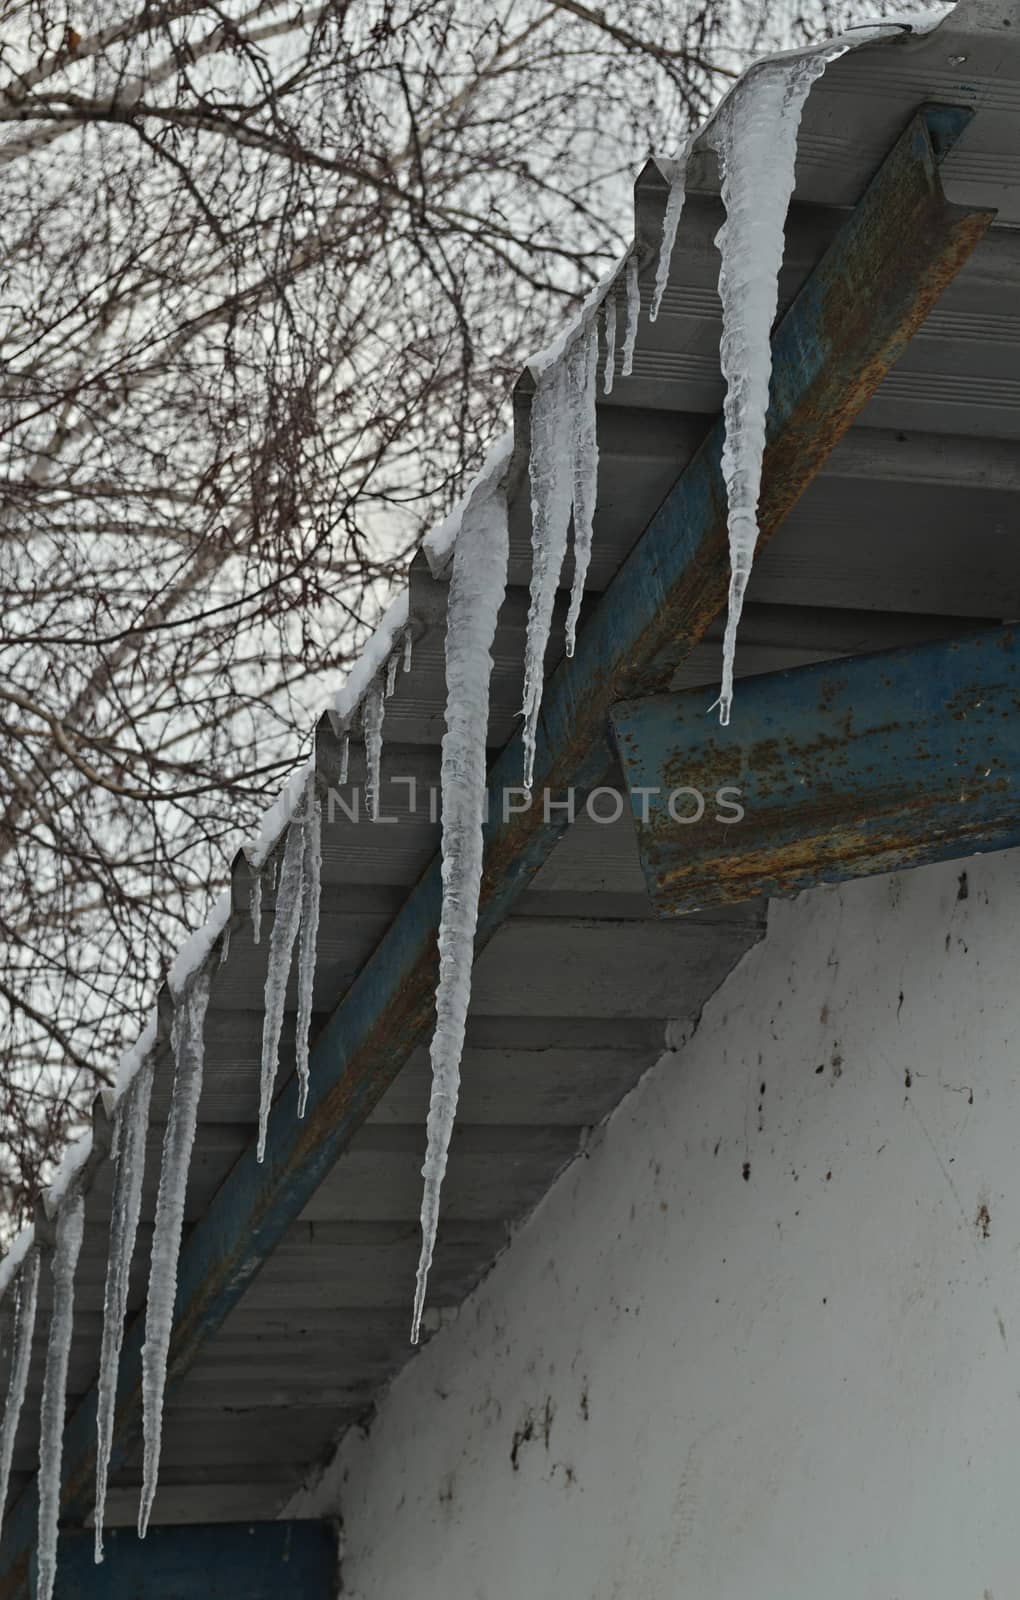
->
[610, 626, 1020, 914]
[0, 105, 992, 1596]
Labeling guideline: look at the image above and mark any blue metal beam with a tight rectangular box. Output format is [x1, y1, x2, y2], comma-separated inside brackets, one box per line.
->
[49, 1521, 338, 1599]
[610, 626, 1020, 914]
[0, 105, 994, 1596]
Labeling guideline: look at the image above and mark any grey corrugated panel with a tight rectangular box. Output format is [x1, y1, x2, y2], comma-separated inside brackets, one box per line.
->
[3, 6, 1019, 1533]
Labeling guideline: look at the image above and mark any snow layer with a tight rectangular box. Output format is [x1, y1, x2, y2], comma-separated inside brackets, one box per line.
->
[37, 1193, 85, 1600]
[0, 1226, 36, 1308]
[0, 1247, 40, 1533]
[412, 457, 510, 1344]
[94, 1054, 155, 1561]
[257, 810, 306, 1162]
[423, 435, 514, 578]
[295, 790, 323, 1120]
[43, 1129, 94, 1217]
[138, 970, 211, 1537]
[333, 593, 409, 724]
[709, 44, 845, 725]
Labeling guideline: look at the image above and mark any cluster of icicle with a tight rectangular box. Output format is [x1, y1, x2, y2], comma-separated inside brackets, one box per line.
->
[411, 44, 853, 1326]
[0, 36, 863, 1580]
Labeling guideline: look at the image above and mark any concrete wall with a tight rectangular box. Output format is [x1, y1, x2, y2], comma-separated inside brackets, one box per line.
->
[287, 850, 1020, 1600]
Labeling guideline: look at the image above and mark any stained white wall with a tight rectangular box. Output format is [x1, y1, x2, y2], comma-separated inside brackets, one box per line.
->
[287, 850, 1020, 1600]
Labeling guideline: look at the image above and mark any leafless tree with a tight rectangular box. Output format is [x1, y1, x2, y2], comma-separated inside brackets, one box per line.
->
[0, 0, 923, 1225]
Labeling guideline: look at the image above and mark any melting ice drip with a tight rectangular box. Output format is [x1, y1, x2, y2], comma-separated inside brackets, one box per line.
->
[94, 1056, 155, 1561]
[138, 971, 211, 1537]
[257, 777, 323, 1159]
[709, 47, 842, 724]
[37, 1194, 85, 1600]
[520, 318, 600, 787]
[0, 1248, 40, 1536]
[411, 464, 510, 1343]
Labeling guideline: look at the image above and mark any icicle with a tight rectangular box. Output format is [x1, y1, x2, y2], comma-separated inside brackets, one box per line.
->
[709, 50, 839, 724]
[621, 254, 640, 377]
[219, 922, 231, 965]
[250, 873, 262, 945]
[385, 653, 398, 698]
[94, 1056, 154, 1563]
[402, 628, 413, 673]
[294, 786, 322, 1120]
[256, 817, 305, 1162]
[363, 677, 386, 820]
[521, 355, 575, 789]
[412, 468, 509, 1344]
[138, 971, 211, 1538]
[339, 730, 350, 786]
[268, 858, 278, 892]
[0, 1248, 40, 1534]
[564, 322, 600, 658]
[603, 294, 617, 396]
[37, 1194, 85, 1600]
[650, 159, 688, 323]
[521, 318, 603, 778]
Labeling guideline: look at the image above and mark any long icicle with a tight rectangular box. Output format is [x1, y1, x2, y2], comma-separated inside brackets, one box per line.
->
[621, 253, 640, 377]
[94, 1055, 155, 1562]
[710, 48, 841, 724]
[257, 815, 305, 1161]
[294, 784, 322, 1120]
[650, 157, 688, 323]
[0, 1248, 40, 1534]
[564, 320, 600, 657]
[520, 356, 573, 787]
[363, 677, 386, 819]
[37, 1194, 85, 1600]
[412, 470, 510, 1343]
[603, 294, 617, 395]
[250, 872, 263, 945]
[138, 970, 211, 1537]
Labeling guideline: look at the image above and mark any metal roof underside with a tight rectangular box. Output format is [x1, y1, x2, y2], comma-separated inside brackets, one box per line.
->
[2, 1, 1019, 1529]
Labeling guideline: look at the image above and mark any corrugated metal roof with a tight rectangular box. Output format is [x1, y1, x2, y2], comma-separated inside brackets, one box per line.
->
[2, 0, 1018, 1535]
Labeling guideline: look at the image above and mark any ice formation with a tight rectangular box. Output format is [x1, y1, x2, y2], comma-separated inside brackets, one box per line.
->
[37, 1193, 85, 1600]
[333, 591, 409, 723]
[363, 677, 386, 821]
[520, 319, 601, 784]
[94, 1054, 155, 1562]
[295, 788, 322, 1120]
[621, 254, 640, 377]
[564, 320, 600, 657]
[709, 47, 842, 723]
[219, 922, 231, 965]
[138, 970, 211, 1537]
[603, 293, 617, 395]
[385, 652, 398, 698]
[257, 811, 305, 1161]
[411, 462, 510, 1344]
[339, 731, 350, 786]
[0, 1247, 40, 1532]
[650, 157, 688, 323]
[251, 873, 263, 944]
[402, 628, 413, 673]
